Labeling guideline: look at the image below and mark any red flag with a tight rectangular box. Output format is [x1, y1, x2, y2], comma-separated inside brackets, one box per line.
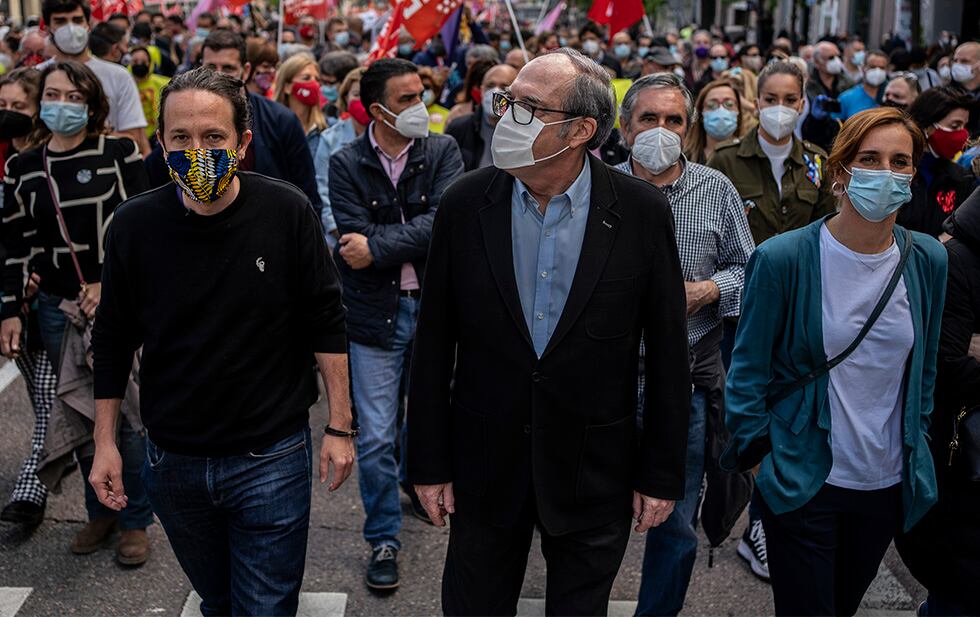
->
[367, 2, 407, 63]
[283, 0, 330, 24]
[587, 0, 643, 40]
[402, 0, 463, 50]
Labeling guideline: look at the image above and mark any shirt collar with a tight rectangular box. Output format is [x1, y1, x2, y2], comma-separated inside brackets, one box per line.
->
[514, 156, 592, 217]
[626, 154, 689, 193]
[368, 121, 413, 162]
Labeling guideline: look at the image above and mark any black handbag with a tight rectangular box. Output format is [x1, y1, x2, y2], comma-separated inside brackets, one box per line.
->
[948, 404, 980, 481]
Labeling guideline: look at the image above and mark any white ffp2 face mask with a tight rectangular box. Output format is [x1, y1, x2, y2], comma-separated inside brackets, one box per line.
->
[631, 127, 682, 175]
[53, 23, 89, 55]
[491, 110, 579, 170]
[758, 105, 799, 141]
[379, 101, 430, 139]
[864, 67, 887, 87]
[951, 62, 975, 84]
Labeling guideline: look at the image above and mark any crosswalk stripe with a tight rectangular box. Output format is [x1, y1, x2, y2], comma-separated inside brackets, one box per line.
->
[516, 599, 637, 616]
[0, 362, 21, 395]
[0, 588, 32, 617]
[180, 591, 347, 617]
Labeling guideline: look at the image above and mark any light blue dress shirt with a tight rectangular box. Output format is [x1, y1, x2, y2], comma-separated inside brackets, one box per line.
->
[511, 158, 592, 357]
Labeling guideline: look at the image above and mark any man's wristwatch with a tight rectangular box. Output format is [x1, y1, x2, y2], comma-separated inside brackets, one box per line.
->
[324, 425, 359, 438]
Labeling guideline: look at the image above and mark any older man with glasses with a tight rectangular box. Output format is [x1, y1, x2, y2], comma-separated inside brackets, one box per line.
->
[408, 49, 692, 616]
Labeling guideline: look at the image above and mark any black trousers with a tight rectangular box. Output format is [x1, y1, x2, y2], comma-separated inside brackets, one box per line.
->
[441, 496, 632, 616]
[761, 483, 902, 617]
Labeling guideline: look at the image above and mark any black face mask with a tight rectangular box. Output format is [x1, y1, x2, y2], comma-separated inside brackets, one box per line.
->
[0, 109, 34, 139]
[881, 99, 907, 113]
[131, 63, 150, 78]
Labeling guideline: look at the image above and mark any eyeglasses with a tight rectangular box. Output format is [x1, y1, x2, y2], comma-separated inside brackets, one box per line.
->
[891, 71, 919, 81]
[704, 99, 738, 111]
[492, 91, 575, 125]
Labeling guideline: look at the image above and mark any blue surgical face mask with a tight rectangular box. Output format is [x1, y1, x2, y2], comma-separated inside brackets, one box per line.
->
[852, 50, 866, 66]
[40, 101, 88, 136]
[321, 84, 338, 103]
[398, 43, 414, 56]
[196, 27, 210, 39]
[844, 166, 913, 222]
[333, 31, 350, 47]
[710, 57, 729, 72]
[422, 88, 435, 107]
[637, 46, 649, 58]
[500, 40, 512, 52]
[559, 37, 568, 47]
[614, 43, 631, 59]
[702, 108, 739, 140]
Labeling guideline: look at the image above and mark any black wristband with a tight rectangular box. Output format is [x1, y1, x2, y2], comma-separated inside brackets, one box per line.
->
[324, 425, 359, 438]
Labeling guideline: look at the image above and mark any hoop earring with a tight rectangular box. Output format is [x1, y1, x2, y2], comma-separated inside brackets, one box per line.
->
[831, 181, 844, 197]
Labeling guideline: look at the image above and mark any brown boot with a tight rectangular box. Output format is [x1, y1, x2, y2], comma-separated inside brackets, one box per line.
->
[116, 528, 150, 566]
[71, 517, 116, 554]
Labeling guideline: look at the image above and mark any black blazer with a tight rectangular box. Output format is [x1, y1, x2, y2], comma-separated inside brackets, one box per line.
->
[407, 155, 692, 535]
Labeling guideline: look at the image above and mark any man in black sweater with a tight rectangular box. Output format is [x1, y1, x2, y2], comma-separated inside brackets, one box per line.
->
[89, 68, 353, 616]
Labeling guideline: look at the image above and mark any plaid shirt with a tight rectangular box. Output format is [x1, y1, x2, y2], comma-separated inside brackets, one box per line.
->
[615, 157, 755, 346]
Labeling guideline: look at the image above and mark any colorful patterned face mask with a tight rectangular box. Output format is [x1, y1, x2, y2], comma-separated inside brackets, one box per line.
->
[166, 148, 240, 204]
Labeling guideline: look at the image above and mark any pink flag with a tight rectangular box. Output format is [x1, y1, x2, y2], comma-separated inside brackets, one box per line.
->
[534, 2, 565, 36]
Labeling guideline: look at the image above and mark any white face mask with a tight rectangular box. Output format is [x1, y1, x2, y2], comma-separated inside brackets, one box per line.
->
[53, 23, 90, 56]
[491, 109, 579, 170]
[482, 88, 500, 119]
[631, 127, 682, 175]
[582, 39, 600, 56]
[825, 57, 844, 75]
[864, 67, 887, 87]
[758, 105, 798, 141]
[379, 101, 430, 139]
[952, 62, 975, 84]
[939, 65, 951, 81]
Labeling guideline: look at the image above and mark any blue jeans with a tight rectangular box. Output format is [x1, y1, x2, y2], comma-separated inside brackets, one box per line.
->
[38, 291, 152, 528]
[635, 388, 707, 617]
[142, 428, 313, 617]
[349, 296, 418, 550]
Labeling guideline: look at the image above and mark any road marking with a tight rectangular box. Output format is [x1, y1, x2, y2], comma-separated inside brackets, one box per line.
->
[0, 362, 20, 395]
[516, 599, 637, 616]
[181, 591, 347, 617]
[0, 588, 32, 617]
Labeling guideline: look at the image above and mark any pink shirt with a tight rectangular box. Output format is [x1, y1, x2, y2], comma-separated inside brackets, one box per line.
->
[368, 123, 419, 291]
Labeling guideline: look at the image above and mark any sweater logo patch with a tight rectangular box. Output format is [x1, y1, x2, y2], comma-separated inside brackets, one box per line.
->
[256, 257, 266, 273]
[76, 169, 92, 184]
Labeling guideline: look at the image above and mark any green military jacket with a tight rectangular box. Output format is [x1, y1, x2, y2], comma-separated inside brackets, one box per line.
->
[707, 126, 837, 245]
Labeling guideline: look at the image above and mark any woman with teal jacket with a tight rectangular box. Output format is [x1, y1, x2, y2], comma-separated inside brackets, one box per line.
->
[722, 107, 948, 617]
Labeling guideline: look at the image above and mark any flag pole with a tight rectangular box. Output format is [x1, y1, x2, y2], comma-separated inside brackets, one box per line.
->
[642, 13, 653, 36]
[277, 0, 285, 47]
[535, 0, 550, 25]
[502, 0, 528, 64]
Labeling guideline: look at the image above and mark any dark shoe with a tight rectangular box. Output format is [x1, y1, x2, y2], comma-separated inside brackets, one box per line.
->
[736, 517, 770, 582]
[116, 528, 149, 566]
[1, 500, 45, 527]
[70, 517, 116, 555]
[366, 545, 400, 590]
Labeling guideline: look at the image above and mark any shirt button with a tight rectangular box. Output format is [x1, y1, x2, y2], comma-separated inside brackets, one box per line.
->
[545, 230, 553, 237]
[540, 271, 548, 278]
[536, 312, 544, 320]
[781, 205, 788, 214]
[531, 372, 543, 383]
[386, 319, 392, 324]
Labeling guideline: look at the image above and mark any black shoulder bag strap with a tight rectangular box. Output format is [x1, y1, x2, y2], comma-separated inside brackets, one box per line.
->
[768, 228, 914, 406]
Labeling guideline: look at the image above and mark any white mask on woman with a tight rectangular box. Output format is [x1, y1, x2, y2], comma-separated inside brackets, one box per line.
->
[758, 105, 799, 141]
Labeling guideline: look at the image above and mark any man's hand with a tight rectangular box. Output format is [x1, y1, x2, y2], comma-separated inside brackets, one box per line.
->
[79, 282, 102, 320]
[415, 483, 454, 527]
[0, 317, 22, 359]
[684, 280, 720, 316]
[89, 442, 128, 511]
[633, 491, 675, 533]
[969, 334, 980, 362]
[338, 233, 374, 270]
[25, 272, 41, 298]
[319, 433, 355, 491]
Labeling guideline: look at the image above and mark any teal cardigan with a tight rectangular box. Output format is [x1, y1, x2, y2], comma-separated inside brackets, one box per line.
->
[721, 216, 948, 531]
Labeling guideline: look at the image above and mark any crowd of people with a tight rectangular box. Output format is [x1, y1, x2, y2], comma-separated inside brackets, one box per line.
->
[0, 0, 978, 615]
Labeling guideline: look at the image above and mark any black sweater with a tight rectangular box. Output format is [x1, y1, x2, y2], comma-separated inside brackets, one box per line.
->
[1, 136, 148, 318]
[92, 172, 347, 456]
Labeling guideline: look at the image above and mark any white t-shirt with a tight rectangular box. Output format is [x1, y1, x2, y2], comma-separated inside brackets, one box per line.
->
[758, 132, 792, 198]
[819, 224, 913, 491]
[38, 56, 148, 133]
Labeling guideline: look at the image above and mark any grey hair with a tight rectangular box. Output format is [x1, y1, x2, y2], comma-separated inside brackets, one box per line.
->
[619, 72, 697, 130]
[466, 44, 500, 65]
[549, 48, 616, 150]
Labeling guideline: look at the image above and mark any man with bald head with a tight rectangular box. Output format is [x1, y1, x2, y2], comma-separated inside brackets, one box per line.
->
[952, 42, 980, 136]
[804, 40, 853, 151]
[409, 48, 691, 615]
[505, 46, 530, 69]
[446, 63, 519, 171]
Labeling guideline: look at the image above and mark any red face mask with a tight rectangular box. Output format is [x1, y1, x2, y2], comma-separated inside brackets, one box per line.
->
[929, 124, 969, 160]
[470, 86, 482, 104]
[348, 99, 372, 126]
[299, 25, 316, 40]
[290, 80, 321, 107]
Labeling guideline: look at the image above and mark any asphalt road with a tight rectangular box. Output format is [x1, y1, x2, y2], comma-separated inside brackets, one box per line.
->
[0, 360, 924, 616]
